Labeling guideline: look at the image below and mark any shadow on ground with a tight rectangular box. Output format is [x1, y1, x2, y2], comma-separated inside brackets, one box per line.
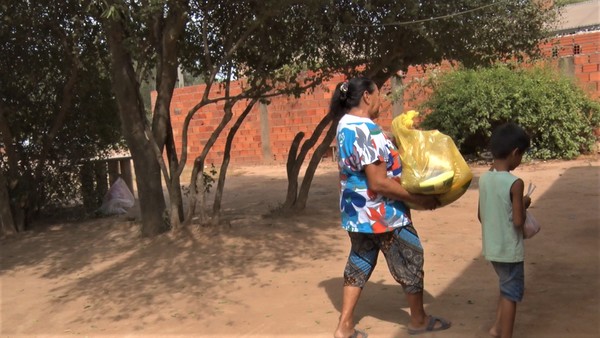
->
[317, 164, 599, 338]
[2, 163, 597, 337]
[0, 167, 342, 333]
[386, 165, 599, 338]
[318, 277, 435, 326]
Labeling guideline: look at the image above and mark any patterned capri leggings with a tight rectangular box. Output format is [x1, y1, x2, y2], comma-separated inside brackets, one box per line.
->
[343, 224, 424, 294]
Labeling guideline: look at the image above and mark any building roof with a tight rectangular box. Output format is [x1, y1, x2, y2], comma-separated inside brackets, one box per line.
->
[554, 0, 600, 34]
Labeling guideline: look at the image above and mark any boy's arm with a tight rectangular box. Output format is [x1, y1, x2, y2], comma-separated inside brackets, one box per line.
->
[510, 178, 526, 227]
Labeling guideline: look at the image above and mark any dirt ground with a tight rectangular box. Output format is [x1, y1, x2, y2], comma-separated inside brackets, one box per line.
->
[1, 157, 599, 338]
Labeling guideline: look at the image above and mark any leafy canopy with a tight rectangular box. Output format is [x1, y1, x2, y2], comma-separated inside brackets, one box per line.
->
[0, 0, 124, 209]
[420, 64, 600, 159]
[319, 0, 556, 84]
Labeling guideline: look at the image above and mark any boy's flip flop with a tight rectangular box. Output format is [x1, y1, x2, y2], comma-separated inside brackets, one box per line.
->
[407, 315, 451, 335]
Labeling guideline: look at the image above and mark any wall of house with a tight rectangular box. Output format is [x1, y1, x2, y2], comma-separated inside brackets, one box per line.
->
[162, 31, 599, 167]
[539, 31, 600, 95]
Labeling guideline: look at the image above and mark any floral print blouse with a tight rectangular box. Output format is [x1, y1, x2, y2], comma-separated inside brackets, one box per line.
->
[336, 114, 411, 233]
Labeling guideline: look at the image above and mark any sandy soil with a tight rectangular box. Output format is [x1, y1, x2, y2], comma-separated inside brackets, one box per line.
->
[1, 157, 599, 338]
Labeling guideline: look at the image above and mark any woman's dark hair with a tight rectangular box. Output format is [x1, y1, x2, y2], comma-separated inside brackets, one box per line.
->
[329, 77, 377, 118]
[489, 122, 531, 159]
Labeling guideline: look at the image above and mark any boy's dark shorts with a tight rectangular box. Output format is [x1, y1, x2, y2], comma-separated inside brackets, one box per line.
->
[492, 261, 525, 302]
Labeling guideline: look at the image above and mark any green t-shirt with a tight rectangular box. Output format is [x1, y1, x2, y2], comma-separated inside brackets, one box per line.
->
[478, 170, 524, 262]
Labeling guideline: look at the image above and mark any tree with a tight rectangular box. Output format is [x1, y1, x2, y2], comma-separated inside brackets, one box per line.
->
[92, 0, 348, 232]
[281, 0, 558, 211]
[88, 0, 556, 232]
[93, 0, 189, 235]
[180, 0, 346, 224]
[0, 0, 123, 235]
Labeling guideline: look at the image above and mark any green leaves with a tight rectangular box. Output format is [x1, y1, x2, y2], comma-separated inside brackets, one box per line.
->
[421, 64, 600, 159]
[100, 4, 119, 19]
[320, 0, 556, 83]
[0, 0, 124, 214]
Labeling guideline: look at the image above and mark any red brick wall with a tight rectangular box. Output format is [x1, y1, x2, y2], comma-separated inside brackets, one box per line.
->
[539, 31, 600, 96]
[162, 31, 599, 166]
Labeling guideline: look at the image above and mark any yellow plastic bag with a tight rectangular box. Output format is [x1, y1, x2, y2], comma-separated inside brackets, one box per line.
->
[391, 111, 473, 210]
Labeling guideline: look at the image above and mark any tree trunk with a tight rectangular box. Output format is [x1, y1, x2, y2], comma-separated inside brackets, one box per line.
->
[150, 5, 187, 227]
[184, 157, 205, 225]
[293, 116, 340, 210]
[282, 132, 305, 208]
[104, 17, 167, 237]
[0, 104, 20, 234]
[12, 204, 26, 233]
[0, 170, 16, 236]
[211, 99, 258, 224]
[183, 104, 234, 225]
[282, 113, 334, 211]
[131, 147, 167, 236]
[166, 124, 184, 228]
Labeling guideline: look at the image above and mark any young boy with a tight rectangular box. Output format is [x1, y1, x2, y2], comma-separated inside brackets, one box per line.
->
[478, 122, 532, 338]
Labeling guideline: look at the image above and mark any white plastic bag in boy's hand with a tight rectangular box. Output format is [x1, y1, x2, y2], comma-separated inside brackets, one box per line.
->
[524, 210, 541, 239]
[523, 182, 540, 239]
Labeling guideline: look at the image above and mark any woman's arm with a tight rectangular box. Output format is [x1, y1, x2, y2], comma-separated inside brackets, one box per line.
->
[364, 160, 439, 210]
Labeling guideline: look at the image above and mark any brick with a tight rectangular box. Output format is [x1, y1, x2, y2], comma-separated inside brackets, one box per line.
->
[589, 53, 600, 63]
[574, 55, 588, 65]
[576, 73, 590, 82]
[590, 72, 600, 82]
[582, 64, 599, 73]
[572, 34, 600, 44]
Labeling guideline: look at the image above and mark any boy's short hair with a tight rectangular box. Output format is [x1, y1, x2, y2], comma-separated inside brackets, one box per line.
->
[489, 122, 531, 159]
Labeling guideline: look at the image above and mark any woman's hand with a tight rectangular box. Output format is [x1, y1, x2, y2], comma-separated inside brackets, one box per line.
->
[365, 161, 441, 210]
[410, 194, 440, 210]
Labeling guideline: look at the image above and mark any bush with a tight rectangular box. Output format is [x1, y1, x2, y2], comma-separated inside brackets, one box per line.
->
[420, 64, 600, 159]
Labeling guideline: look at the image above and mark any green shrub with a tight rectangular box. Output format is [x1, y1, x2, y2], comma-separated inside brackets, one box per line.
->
[420, 64, 600, 159]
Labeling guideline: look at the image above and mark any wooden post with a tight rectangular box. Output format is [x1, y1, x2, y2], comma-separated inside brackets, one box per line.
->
[119, 158, 134, 194]
[392, 73, 404, 118]
[94, 161, 108, 204]
[259, 102, 273, 162]
[107, 160, 120, 186]
[80, 162, 96, 210]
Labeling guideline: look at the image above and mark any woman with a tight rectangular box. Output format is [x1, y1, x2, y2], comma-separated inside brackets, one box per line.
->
[332, 77, 451, 338]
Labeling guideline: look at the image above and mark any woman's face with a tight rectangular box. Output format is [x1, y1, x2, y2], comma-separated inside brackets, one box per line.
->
[367, 85, 381, 119]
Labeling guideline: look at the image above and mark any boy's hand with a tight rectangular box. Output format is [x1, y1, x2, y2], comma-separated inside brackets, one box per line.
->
[523, 195, 531, 209]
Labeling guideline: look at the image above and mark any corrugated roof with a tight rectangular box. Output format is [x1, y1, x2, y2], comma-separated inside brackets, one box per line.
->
[555, 0, 600, 33]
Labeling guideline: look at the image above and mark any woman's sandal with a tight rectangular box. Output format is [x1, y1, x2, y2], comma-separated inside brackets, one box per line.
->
[349, 328, 368, 338]
[407, 315, 451, 335]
